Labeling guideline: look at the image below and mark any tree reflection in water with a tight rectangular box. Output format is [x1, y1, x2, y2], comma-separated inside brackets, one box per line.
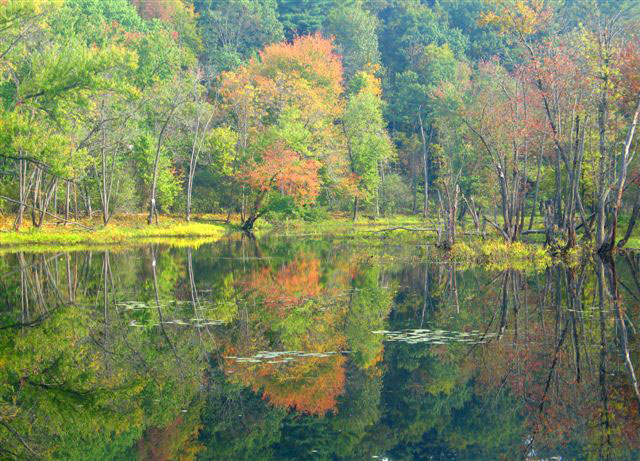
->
[0, 237, 638, 459]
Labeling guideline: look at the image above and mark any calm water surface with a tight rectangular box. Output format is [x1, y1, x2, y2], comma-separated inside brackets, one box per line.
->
[1, 236, 639, 460]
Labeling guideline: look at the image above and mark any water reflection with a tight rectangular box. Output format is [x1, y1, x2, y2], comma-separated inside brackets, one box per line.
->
[0, 238, 639, 459]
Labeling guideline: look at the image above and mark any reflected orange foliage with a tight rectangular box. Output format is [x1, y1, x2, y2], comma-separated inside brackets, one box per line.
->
[475, 316, 640, 452]
[258, 354, 347, 415]
[226, 354, 347, 416]
[243, 255, 322, 314]
[220, 250, 376, 416]
[137, 415, 204, 461]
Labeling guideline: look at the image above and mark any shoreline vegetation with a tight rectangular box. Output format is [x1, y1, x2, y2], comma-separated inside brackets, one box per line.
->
[0, 212, 628, 272]
[0, 214, 228, 250]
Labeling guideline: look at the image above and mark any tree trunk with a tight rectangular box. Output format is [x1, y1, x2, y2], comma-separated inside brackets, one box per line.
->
[596, 87, 610, 249]
[529, 139, 544, 230]
[84, 183, 92, 218]
[186, 101, 213, 222]
[73, 183, 78, 221]
[418, 110, 430, 219]
[565, 117, 587, 249]
[411, 150, 417, 214]
[600, 95, 640, 253]
[36, 178, 57, 228]
[31, 168, 41, 226]
[447, 185, 459, 248]
[242, 215, 258, 231]
[352, 196, 359, 221]
[65, 180, 71, 224]
[101, 128, 109, 225]
[15, 159, 25, 230]
[554, 148, 563, 227]
[241, 190, 267, 231]
[148, 152, 160, 226]
[53, 183, 57, 216]
[186, 121, 200, 223]
[186, 158, 195, 222]
[496, 163, 513, 241]
[617, 188, 640, 249]
[148, 105, 179, 225]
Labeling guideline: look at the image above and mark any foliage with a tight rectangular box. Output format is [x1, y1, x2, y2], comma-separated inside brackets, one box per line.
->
[195, 0, 284, 73]
[325, 2, 380, 80]
[450, 239, 552, 270]
[343, 72, 394, 204]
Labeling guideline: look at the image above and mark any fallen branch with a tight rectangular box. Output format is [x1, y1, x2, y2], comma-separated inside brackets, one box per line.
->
[482, 215, 510, 240]
[0, 420, 38, 457]
[371, 226, 436, 233]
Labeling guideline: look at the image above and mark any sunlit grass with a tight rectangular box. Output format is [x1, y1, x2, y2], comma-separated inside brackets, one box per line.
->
[0, 213, 228, 249]
[450, 239, 552, 271]
[2, 209, 639, 258]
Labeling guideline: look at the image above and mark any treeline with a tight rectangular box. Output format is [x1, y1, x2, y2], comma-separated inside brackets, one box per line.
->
[1, 0, 639, 251]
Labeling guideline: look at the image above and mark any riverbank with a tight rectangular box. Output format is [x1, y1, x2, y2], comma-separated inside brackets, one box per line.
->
[0, 214, 229, 250]
[1, 212, 638, 258]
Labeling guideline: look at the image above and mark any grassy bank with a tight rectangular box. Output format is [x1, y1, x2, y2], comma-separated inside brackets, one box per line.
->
[1, 211, 637, 257]
[0, 214, 229, 250]
[260, 214, 442, 238]
[450, 240, 555, 271]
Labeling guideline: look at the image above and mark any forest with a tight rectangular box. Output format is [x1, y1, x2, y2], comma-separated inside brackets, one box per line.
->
[1, 0, 640, 251]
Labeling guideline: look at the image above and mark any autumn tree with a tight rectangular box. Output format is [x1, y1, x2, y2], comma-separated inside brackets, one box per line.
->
[431, 60, 477, 247]
[240, 142, 322, 229]
[448, 60, 544, 242]
[219, 34, 344, 230]
[480, 0, 640, 249]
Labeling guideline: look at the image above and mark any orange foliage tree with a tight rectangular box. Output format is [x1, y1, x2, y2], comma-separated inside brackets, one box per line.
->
[219, 34, 345, 230]
[240, 143, 322, 230]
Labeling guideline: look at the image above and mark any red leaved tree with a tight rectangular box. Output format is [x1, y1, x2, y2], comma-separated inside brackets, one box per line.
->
[219, 34, 344, 230]
[240, 142, 321, 230]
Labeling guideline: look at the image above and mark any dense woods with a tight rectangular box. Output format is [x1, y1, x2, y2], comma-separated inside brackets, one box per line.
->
[1, 0, 640, 250]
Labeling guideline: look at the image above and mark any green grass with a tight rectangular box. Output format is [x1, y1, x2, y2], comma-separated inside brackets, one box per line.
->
[263, 214, 437, 238]
[2, 209, 638, 259]
[0, 215, 228, 250]
[450, 239, 553, 271]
